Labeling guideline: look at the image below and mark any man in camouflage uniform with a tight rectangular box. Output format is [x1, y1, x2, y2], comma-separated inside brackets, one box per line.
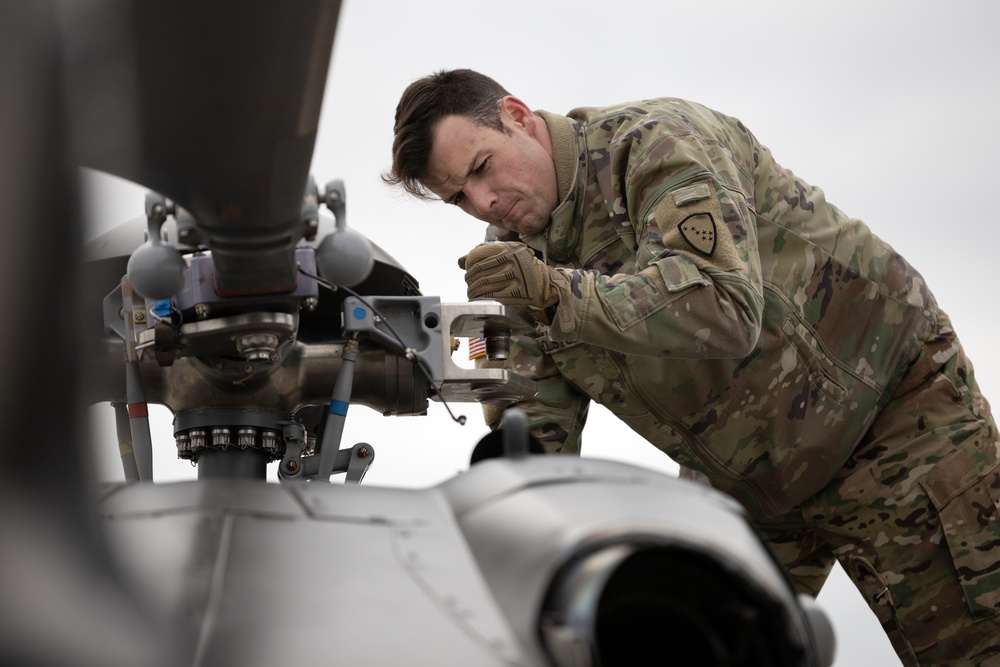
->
[385, 69, 1000, 666]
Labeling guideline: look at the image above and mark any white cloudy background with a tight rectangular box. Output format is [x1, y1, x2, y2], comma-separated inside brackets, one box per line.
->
[83, 2, 1000, 665]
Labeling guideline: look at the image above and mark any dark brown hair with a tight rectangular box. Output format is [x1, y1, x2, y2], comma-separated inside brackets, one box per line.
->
[383, 69, 510, 200]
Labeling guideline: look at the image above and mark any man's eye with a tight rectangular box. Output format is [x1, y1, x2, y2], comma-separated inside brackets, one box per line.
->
[452, 192, 465, 205]
[474, 159, 488, 175]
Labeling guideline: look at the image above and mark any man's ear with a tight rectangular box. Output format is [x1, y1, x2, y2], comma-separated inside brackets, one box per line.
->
[500, 95, 535, 130]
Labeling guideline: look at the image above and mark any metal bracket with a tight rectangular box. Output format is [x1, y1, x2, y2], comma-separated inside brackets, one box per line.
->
[342, 295, 443, 381]
[342, 297, 537, 405]
[436, 301, 537, 405]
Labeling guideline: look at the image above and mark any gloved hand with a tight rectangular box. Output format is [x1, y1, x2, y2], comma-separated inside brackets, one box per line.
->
[458, 241, 567, 311]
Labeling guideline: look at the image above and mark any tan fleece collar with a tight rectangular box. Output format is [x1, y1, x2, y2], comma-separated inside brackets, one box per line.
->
[537, 110, 577, 204]
[520, 110, 581, 260]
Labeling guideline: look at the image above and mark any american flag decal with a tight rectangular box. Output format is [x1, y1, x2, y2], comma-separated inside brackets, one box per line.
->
[468, 336, 487, 360]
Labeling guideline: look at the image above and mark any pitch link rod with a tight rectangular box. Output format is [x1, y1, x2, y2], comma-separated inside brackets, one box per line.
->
[315, 335, 360, 480]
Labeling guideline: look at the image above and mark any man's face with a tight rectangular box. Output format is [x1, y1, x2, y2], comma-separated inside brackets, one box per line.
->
[424, 98, 558, 237]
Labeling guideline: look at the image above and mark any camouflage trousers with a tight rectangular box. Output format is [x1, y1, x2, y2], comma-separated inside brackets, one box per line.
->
[757, 316, 1000, 666]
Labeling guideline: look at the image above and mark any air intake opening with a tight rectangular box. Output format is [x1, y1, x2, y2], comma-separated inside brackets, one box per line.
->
[540, 543, 809, 667]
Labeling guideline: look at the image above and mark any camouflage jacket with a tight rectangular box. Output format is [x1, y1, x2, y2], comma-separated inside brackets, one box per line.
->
[480, 100, 939, 520]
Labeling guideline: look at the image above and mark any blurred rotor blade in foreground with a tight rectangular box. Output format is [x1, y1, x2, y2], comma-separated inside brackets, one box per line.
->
[0, 2, 177, 665]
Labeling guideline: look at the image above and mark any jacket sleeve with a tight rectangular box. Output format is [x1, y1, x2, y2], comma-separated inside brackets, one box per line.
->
[476, 333, 589, 454]
[548, 130, 765, 359]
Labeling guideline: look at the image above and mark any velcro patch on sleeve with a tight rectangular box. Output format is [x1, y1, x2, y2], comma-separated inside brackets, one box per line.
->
[650, 180, 741, 272]
[671, 182, 712, 206]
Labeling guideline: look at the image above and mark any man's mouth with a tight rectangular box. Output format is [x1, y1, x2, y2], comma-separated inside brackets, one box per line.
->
[500, 200, 517, 226]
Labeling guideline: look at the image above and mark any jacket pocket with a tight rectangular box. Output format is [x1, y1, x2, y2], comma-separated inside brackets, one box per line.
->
[780, 316, 848, 403]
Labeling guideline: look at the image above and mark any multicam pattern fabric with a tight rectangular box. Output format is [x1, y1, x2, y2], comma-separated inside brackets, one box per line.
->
[477, 99, 1000, 665]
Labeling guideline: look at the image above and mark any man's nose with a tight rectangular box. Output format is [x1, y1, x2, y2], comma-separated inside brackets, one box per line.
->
[464, 181, 496, 219]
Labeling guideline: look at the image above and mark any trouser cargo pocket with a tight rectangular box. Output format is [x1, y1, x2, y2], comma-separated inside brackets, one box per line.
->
[920, 437, 1000, 622]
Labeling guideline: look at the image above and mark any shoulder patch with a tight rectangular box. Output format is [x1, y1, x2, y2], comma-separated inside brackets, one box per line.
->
[678, 213, 717, 256]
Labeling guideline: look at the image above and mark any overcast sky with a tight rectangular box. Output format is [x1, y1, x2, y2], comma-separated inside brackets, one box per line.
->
[82, 2, 1000, 665]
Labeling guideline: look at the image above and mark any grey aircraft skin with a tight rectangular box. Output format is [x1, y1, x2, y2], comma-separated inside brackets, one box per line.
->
[0, 2, 834, 666]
